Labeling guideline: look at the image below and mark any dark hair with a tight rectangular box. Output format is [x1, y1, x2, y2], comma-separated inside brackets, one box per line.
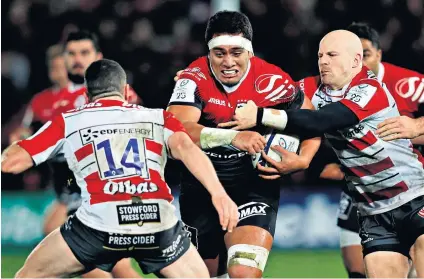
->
[84, 59, 126, 100]
[205, 11, 253, 43]
[347, 22, 380, 49]
[65, 30, 101, 52]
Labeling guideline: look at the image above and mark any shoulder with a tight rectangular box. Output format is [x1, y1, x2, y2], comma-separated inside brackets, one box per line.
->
[297, 75, 320, 99]
[179, 56, 211, 84]
[383, 62, 423, 78]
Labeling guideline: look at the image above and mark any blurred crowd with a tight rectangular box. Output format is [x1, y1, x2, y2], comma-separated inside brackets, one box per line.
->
[2, 0, 423, 191]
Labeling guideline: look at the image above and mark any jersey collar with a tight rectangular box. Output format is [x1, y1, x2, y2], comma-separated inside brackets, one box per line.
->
[377, 62, 385, 82]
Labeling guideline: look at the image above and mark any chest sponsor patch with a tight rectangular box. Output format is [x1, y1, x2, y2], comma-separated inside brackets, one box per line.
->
[116, 203, 161, 226]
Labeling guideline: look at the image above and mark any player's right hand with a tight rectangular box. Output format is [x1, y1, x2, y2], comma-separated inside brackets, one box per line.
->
[211, 191, 239, 233]
[173, 70, 184, 82]
[231, 131, 266, 155]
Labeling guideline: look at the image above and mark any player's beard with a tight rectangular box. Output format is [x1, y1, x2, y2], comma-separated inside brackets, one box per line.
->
[68, 72, 85, 85]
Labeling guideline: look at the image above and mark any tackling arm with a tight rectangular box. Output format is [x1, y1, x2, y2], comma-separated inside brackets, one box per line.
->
[295, 96, 321, 169]
[1, 143, 34, 174]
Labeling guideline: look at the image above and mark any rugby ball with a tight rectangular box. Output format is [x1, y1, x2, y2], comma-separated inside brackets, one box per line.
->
[252, 130, 300, 168]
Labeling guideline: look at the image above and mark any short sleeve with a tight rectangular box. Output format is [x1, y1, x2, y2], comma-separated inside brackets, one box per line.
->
[17, 115, 66, 165]
[162, 110, 189, 154]
[168, 78, 204, 110]
[340, 80, 389, 121]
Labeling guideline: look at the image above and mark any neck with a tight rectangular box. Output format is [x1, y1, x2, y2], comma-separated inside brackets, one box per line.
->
[91, 94, 124, 102]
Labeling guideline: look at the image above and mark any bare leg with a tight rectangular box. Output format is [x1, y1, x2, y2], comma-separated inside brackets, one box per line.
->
[364, 251, 409, 278]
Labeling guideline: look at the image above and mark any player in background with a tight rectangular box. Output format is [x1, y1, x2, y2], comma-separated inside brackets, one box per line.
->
[227, 30, 424, 278]
[10, 30, 142, 278]
[167, 11, 320, 278]
[297, 22, 424, 278]
[8, 44, 71, 236]
[1, 59, 238, 278]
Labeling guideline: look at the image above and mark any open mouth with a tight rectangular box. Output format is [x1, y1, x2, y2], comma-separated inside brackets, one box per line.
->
[221, 69, 238, 78]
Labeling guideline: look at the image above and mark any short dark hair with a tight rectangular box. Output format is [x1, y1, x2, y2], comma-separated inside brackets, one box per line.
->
[205, 11, 253, 44]
[65, 30, 101, 52]
[84, 59, 126, 101]
[347, 22, 380, 49]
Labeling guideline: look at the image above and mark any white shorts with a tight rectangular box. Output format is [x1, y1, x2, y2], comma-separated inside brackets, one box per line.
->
[339, 228, 361, 248]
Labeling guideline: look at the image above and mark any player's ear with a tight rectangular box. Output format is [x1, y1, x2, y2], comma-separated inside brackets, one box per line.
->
[96, 52, 104, 60]
[353, 53, 361, 68]
[248, 51, 253, 58]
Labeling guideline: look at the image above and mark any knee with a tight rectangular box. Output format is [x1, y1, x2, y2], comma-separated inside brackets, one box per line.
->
[228, 265, 262, 278]
[414, 235, 424, 251]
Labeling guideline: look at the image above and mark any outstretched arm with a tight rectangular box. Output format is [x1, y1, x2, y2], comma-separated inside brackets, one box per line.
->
[1, 143, 34, 174]
[168, 131, 239, 232]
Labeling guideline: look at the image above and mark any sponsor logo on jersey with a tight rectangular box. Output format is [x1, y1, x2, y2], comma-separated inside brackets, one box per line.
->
[395, 77, 424, 103]
[103, 180, 158, 195]
[342, 124, 364, 139]
[74, 95, 87, 108]
[182, 67, 207, 81]
[208, 97, 227, 106]
[116, 202, 161, 226]
[204, 150, 248, 160]
[80, 126, 152, 144]
[238, 202, 270, 221]
[255, 74, 295, 102]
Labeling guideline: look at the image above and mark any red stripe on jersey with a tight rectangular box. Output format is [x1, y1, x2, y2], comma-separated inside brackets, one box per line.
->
[145, 140, 163, 156]
[348, 156, 395, 177]
[86, 170, 172, 205]
[75, 144, 94, 162]
[348, 131, 378, 151]
[353, 181, 408, 204]
[163, 110, 187, 133]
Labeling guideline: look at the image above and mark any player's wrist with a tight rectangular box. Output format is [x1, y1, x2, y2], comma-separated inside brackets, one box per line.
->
[260, 108, 288, 131]
[200, 127, 240, 149]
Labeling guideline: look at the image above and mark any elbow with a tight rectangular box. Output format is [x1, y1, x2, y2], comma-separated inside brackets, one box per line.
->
[170, 132, 196, 160]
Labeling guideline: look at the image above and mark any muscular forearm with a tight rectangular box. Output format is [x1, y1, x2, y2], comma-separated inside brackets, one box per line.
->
[298, 137, 321, 169]
[412, 134, 424, 145]
[258, 102, 359, 139]
[415, 117, 424, 137]
[182, 122, 239, 150]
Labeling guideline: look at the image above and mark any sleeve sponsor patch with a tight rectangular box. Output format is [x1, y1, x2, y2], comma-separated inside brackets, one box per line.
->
[169, 79, 197, 104]
[345, 84, 377, 108]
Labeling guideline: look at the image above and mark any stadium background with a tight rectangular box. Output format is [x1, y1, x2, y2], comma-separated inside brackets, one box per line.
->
[1, 0, 423, 277]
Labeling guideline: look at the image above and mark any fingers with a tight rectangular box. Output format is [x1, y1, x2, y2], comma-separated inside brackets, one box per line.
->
[378, 128, 403, 139]
[377, 117, 398, 129]
[376, 122, 398, 136]
[247, 146, 256, 155]
[261, 151, 280, 169]
[253, 143, 262, 153]
[259, 174, 281, 180]
[257, 163, 279, 174]
[174, 70, 184, 81]
[221, 200, 230, 232]
[379, 132, 403, 141]
[227, 202, 239, 233]
[270, 145, 288, 155]
[216, 204, 224, 229]
[217, 121, 238, 128]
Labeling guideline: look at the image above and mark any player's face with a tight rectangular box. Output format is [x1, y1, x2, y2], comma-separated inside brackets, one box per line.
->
[64, 40, 102, 76]
[318, 41, 353, 89]
[48, 56, 68, 86]
[209, 42, 251, 86]
[360, 39, 381, 75]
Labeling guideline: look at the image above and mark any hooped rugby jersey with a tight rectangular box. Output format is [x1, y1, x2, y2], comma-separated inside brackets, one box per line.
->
[168, 56, 303, 186]
[18, 100, 186, 234]
[298, 67, 424, 215]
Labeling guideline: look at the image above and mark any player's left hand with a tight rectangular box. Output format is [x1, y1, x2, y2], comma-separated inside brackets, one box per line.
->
[376, 116, 420, 141]
[218, 100, 258, 130]
[258, 146, 308, 179]
[174, 70, 184, 82]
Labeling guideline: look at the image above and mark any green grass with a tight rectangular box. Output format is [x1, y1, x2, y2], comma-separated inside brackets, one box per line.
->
[2, 249, 347, 278]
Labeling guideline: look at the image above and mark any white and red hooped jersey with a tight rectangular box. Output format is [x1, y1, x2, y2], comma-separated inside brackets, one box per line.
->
[298, 67, 424, 216]
[18, 100, 186, 234]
